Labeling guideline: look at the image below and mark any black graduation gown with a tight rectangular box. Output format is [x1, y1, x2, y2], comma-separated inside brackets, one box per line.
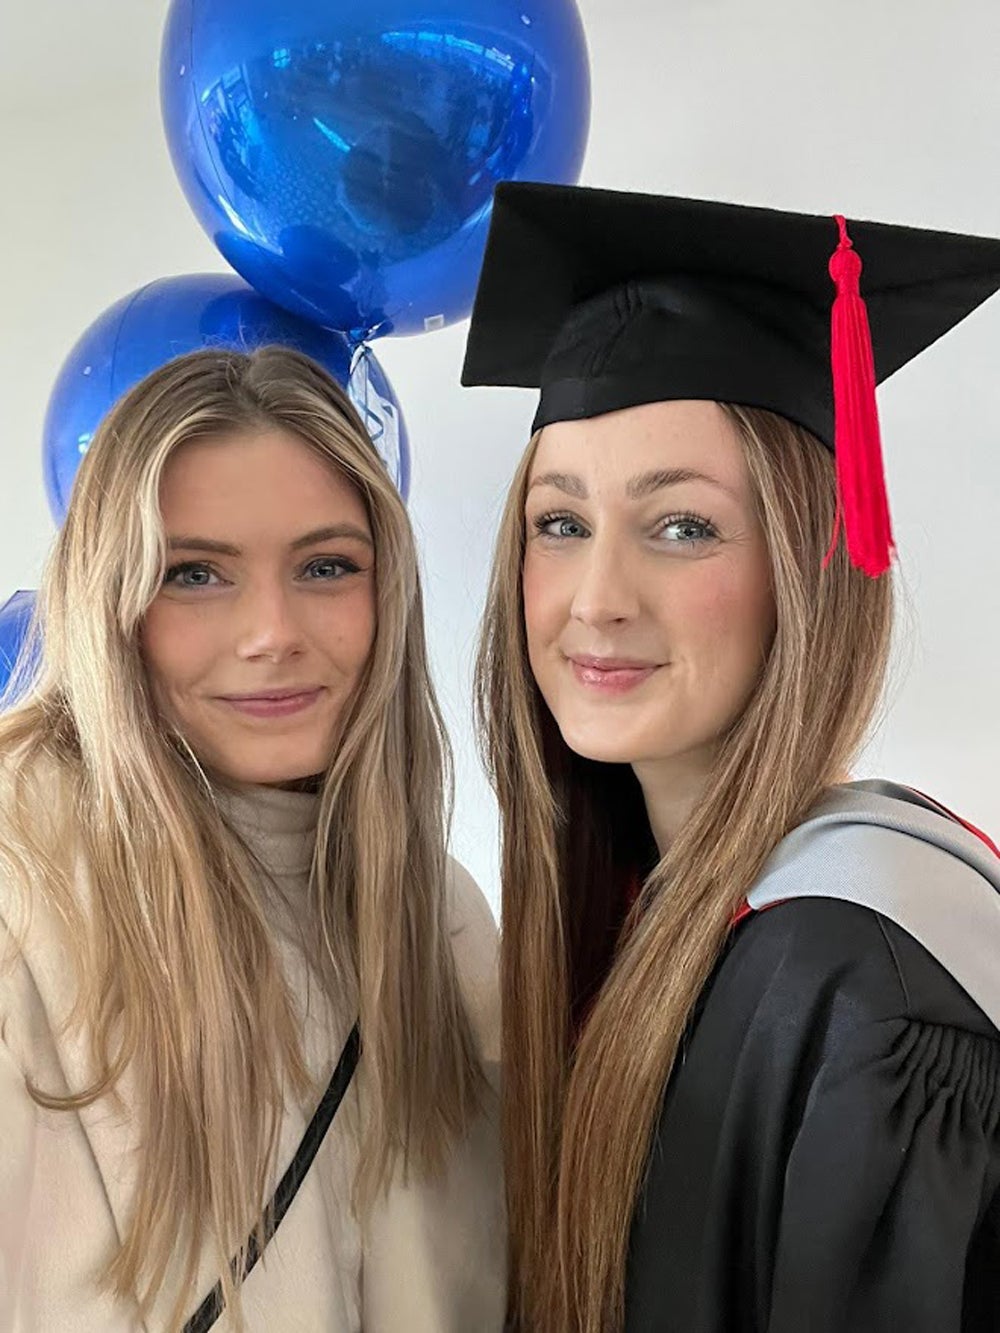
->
[623, 898, 1000, 1332]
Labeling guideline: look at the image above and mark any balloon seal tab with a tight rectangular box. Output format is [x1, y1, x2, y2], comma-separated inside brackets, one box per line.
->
[348, 345, 402, 487]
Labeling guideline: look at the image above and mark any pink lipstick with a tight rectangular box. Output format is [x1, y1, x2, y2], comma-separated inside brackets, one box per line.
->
[568, 656, 659, 695]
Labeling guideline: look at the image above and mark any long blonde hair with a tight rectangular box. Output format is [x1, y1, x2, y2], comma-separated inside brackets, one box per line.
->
[475, 404, 894, 1332]
[0, 346, 482, 1330]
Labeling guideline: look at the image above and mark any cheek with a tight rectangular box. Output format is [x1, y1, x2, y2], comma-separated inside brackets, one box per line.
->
[139, 604, 213, 686]
[323, 584, 377, 670]
[522, 551, 567, 651]
[683, 558, 775, 679]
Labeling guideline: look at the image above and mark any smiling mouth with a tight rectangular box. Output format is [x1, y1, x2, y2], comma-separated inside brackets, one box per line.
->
[570, 656, 659, 671]
[218, 689, 324, 718]
[567, 657, 661, 694]
[221, 687, 322, 701]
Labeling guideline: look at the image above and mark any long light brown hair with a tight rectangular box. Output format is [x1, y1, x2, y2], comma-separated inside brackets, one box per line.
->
[0, 346, 482, 1330]
[475, 404, 894, 1331]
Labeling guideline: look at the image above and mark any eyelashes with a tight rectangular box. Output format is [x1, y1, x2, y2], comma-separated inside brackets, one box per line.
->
[161, 556, 362, 588]
[531, 510, 719, 544]
[657, 514, 719, 544]
[304, 557, 363, 579]
[161, 562, 218, 588]
[532, 511, 588, 540]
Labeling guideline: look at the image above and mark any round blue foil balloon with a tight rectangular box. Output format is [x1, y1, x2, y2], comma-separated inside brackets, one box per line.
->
[160, 0, 590, 339]
[0, 591, 38, 708]
[42, 273, 410, 524]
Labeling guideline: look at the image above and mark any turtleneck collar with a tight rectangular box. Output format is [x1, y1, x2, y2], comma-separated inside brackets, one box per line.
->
[211, 780, 320, 881]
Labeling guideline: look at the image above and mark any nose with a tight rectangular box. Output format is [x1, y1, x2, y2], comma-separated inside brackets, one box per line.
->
[233, 579, 306, 663]
[569, 532, 640, 628]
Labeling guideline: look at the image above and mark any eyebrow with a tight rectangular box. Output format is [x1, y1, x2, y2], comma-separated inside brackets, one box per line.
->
[166, 523, 374, 555]
[528, 467, 735, 500]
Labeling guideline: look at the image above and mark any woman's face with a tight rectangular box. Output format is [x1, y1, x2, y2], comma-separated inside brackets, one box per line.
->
[522, 399, 776, 784]
[141, 427, 376, 788]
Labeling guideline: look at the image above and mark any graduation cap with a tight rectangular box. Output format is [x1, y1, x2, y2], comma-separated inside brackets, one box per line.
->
[461, 182, 1000, 577]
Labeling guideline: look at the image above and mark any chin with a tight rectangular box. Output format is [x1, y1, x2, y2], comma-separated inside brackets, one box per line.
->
[556, 705, 710, 769]
[557, 721, 650, 767]
[207, 744, 331, 788]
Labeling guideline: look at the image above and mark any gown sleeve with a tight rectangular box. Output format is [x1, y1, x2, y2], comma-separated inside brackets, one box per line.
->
[764, 1015, 1000, 1332]
[624, 901, 1000, 1333]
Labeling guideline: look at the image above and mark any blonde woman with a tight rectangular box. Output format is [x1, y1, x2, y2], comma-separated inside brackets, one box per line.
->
[466, 183, 1000, 1332]
[0, 346, 504, 1331]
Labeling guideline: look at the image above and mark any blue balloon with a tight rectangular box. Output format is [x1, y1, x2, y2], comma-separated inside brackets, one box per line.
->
[160, 0, 590, 339]
[0, 591, 38, 708]
[42, 273, 410, 524]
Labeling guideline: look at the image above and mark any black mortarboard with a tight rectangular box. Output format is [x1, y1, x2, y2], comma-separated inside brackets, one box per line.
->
[461, 182, 1000, 575]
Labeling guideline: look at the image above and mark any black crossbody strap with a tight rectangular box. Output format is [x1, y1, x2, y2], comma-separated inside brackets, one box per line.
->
[183, 1021, 361, 1333]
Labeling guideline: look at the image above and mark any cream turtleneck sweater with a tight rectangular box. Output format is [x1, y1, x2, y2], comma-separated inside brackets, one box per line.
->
[0, 774, 505, 1332]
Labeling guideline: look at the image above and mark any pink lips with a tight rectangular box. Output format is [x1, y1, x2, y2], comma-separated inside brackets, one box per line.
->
[220, 688, 323, 718]
[568, 655, 659, 695]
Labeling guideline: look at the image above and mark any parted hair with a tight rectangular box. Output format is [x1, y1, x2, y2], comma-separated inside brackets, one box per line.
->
[475, 404, 894, 1332]
[0, 345, 482, 1331]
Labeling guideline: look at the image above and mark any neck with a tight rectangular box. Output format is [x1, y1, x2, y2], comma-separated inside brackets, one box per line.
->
[632, 747, 717, 856]
[634, 758, 858, 856]
[273, 773, 323, 793]
[210, 774, 321, 886]
[209, 770, 324, 795]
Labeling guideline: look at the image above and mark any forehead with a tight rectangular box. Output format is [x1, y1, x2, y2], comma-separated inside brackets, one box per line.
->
[528, 399, 749, 494]
[159, 427, 369, 532]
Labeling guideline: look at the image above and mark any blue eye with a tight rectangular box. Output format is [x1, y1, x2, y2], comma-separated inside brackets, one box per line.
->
[658, 514, 717, 544]
[162, 562, 219, 588]
[533, 512, 590, 540]
[304, 556, 359, 580]
[161, 556, 361, 589]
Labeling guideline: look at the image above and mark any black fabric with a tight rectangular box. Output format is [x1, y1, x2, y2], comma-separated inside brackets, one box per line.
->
[461, 182, 1000, 440]
[623, 900, 1000, 1332]
[183, 1021, 361, 1333]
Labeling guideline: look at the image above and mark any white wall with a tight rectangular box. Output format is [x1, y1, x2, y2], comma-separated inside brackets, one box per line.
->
[2, 0, 998, 915]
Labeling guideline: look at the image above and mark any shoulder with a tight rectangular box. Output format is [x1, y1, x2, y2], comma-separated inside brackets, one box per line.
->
[734, 897, 997, 1039]
[678, 899, 1000, 1175]
[741, 792, 1000, 1041]
[445, 856, 498, 940]
[0, 738, 76, 840]
[0, 744, 78, 923]
[444, 857, 500, 1072]
[0, 746, 85, 1044]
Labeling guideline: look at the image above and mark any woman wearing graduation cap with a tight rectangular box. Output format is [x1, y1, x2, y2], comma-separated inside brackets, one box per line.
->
[466, 182, 1000, 1333]
[0, 346, 504, 1331]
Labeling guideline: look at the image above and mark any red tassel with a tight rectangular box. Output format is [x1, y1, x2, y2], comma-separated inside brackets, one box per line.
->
[822, 215, 895, 577]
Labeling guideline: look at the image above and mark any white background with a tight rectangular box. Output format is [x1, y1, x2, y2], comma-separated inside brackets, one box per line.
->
[1, 1, 998, 915]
